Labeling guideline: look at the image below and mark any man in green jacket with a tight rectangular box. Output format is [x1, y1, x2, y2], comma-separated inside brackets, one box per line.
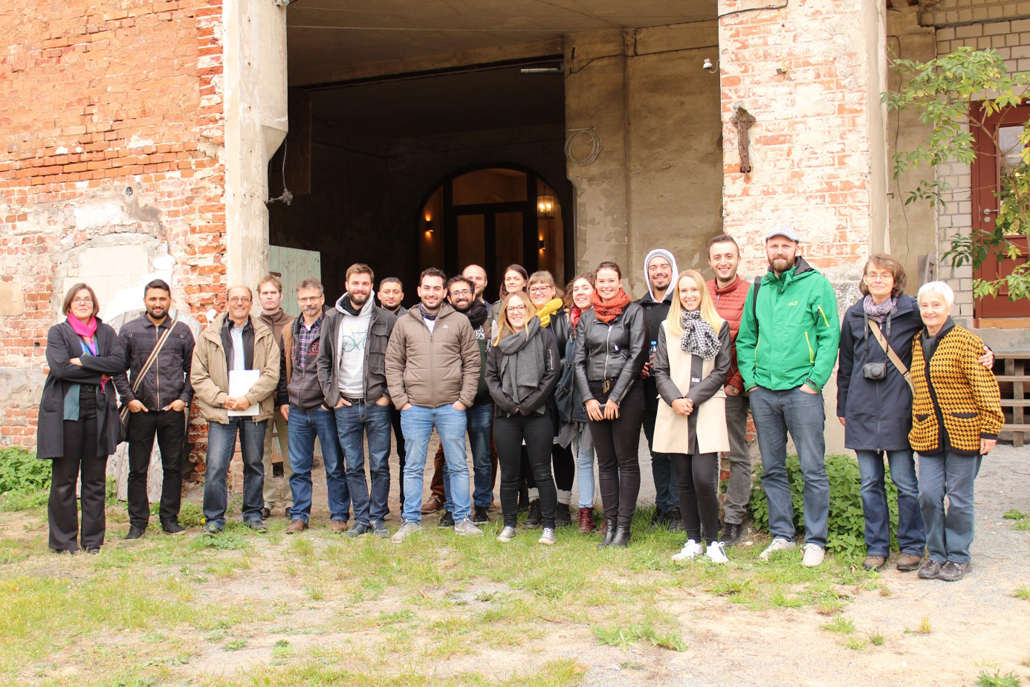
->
[736, 228, 840, 567]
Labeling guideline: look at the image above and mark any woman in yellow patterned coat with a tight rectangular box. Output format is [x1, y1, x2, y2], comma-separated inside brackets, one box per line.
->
[910, 282, 1003, 582]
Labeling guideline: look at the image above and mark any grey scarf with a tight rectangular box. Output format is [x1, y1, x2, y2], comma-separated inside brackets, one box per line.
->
[680, 310, 720, 360]
[498, 318, 549, 410]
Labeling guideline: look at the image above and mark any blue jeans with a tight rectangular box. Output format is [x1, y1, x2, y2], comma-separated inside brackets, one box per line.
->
[918, 450, 982, 564]
[574, 423, 595, 508]
[335, 401, 393, 525]
[203, 418, 266, 528]
[288, 405, 350, 523]
[468, 402, 494, 509]
[856, 449, 925, 557]
[401, 404, 471, 524]
[750, 386, 830, 547]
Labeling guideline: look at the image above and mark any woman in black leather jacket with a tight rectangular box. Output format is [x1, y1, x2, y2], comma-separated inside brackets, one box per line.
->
[527, 270, 575, 527]
[573, 262, 647, 547]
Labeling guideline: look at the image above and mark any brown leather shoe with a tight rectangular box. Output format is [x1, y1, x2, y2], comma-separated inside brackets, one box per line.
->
[421, 494, 444, 514]
[863, 555, 886, 572]
[578, 507, 596, 534]
[896, 553, 923, 572]
[286, 519, 308, 534]
[330, 520, 349, 534]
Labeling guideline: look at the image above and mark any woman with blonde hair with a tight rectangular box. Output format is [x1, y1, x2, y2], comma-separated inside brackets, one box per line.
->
[653, 270, 732, 563]
[486, 290, 561, 545]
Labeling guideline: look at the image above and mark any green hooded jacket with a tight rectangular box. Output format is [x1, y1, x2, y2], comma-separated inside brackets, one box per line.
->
[736, 256, 840, 392]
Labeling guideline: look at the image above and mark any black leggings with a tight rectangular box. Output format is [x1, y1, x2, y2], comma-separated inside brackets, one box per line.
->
[495, 412, 557, 529]
[588, 382, 644, 529]
[49, 386, 108, 552]
[523, 409, 575, 494]
[671, 452, 720, 544]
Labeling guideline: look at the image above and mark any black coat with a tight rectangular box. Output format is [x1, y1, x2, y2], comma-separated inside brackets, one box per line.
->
[836, 294, 921, 451]
[37, 319, 127, 459]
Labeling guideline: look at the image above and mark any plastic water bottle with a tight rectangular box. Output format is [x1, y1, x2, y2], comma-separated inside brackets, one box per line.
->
[649, 341, 657, 359]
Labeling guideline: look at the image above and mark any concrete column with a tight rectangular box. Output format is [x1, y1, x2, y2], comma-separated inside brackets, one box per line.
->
[718, 0, 889, 278]
[223, 0, 289, 292]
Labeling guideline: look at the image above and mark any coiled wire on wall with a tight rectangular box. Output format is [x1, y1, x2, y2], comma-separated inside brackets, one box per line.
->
[565, 127, 603, 165]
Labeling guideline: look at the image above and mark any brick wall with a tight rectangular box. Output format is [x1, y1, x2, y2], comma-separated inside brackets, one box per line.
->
[0, 0, 226, 451]
[717, 0, 885, 284]
[928, 11, 1030, 319]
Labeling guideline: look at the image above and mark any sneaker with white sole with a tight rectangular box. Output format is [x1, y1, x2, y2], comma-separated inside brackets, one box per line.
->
[706, 541, 729, 564]
[672, 539, 704, 561]
[538, 528, 556, 546]
[390, 521, 422, 543]
[497, 525, 517, 542]
[759, 537, 796, 560]
[801, 543, 825, 567]
[454, 518, 484, 537]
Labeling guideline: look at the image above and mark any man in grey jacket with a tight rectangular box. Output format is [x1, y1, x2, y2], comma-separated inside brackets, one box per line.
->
[385, 267, 483, 542]
[317, 264, 397, 538]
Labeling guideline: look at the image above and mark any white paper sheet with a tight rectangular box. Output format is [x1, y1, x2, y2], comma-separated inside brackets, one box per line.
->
[227, 369, 261, 416]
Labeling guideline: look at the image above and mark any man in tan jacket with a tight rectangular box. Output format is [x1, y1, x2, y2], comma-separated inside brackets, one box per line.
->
[257, 274, 295, 518]
[191, 285, 280, 535]
[385, 267, 483, 542]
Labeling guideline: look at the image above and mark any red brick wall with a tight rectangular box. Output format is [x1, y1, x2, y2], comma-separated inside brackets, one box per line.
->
[0, 0, 226, 451]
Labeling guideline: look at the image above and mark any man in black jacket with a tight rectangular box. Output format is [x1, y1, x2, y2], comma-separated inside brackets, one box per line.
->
[114, 279, 195, 538]
[276, 278, 351, 534]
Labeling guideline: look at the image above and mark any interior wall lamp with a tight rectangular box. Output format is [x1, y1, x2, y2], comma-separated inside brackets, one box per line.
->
[538, 238, 546, 251]
[537, 196, 555, 219]
[424, 212, 434, 236]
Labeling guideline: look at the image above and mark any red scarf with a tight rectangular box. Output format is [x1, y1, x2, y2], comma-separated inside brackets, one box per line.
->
[591, 289, 630, 323]
[570, 305, 585, 329]
[67, 316, 106, 391]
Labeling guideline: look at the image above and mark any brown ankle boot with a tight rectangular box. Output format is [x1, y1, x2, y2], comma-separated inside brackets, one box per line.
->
[578, 507, 596, 534]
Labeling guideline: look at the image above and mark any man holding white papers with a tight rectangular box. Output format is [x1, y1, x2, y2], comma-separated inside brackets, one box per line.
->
[192, 285, 280, 535]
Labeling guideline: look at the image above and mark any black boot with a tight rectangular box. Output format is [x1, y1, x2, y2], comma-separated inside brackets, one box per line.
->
[722, 521, 744, 547]
[597, 519, 617, 549]
[524, 500, 542, 529]
[647, 508, 669, 531]
[554, 504, 572, 527]
[667, 507, 685, 532]
[611, 525, 632, 548]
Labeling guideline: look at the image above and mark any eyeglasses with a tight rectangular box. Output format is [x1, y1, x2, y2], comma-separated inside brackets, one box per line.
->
[865, 273, 894, 283]
[228, 296, 252, 304]
[450, 289, 472, 297]
[71, 297, 93, 305]
[528, 287, 552, 295]
[506, 305, 527, 314]
[298, 296, 321, 303]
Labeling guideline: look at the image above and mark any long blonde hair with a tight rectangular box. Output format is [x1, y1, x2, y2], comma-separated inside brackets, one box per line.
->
[666, 270, 724, 337]
[492, 291, 538, 346]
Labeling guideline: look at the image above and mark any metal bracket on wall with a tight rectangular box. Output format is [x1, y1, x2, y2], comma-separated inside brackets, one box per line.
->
[731, 106, 756, 174]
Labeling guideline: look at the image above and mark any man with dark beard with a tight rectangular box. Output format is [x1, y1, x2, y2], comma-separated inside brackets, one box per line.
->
[422, 276, 494, 525]
[114, 279, 195, 538]
[318, 264, 397, 538]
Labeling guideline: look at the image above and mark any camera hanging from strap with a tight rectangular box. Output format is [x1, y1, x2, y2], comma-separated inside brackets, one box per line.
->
[864, 311, 916, 394]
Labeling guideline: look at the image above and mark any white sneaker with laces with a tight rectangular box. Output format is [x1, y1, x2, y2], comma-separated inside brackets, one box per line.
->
[538, 528, 556, 546]
[390, 521, 422, 544]
[672, 539, 704, 561]
[497, 526, 517, 542]
[706, 541, 729, 564]
[759, 537, 796, 560]
[801, 543, 825, 567]
[454, 518, 484, 537]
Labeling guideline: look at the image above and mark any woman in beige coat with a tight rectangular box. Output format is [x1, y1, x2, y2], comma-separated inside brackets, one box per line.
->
[653, 270, 732, 563]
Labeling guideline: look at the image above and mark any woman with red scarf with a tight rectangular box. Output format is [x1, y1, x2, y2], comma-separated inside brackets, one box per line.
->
[37, 283, 126, 554]
[572, 262, 647, 547]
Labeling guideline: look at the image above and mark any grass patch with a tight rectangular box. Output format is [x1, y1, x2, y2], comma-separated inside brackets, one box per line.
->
[1014, 586, 1030, 601]
[593, 621, 688, 652]
[821, 615, 856, 635]
[976, 670, 1022, 687]
[869, 630, 885, 646]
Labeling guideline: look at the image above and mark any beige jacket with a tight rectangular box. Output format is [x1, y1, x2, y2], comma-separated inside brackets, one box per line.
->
[385, 303, 480, 409]
[653, 321, 730, 455]
[191, 313, 280, 423]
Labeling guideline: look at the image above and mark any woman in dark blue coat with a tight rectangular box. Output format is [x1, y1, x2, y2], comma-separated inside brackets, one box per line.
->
[837, 255, 990, 573]
[38, 283, 126, 554]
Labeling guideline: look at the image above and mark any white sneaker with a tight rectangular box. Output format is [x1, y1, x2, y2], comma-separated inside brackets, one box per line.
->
[759, 537, 796, 559]
[672, 539, 704, 561]
[497, 526, 517, 542]
[454, 519, 484, 537]
[538, 528, 556, 546]
[390, 521, 422, 544]
[801, 543, 825, 567]
[706, 541, 729, 564]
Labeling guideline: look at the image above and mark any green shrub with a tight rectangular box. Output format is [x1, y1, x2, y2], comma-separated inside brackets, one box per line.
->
[748, 454, 898, 557]
[0, 447, 51, 511]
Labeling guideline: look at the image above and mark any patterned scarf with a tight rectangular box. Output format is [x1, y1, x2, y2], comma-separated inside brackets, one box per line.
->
[67, 316, 106, 391]
[591, 288, 630, 323]
[679, 310, 720, 360]
[862, 295, 896, 324]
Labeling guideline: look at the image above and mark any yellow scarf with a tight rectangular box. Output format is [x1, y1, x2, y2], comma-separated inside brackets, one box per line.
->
[536, 297, 564, 328]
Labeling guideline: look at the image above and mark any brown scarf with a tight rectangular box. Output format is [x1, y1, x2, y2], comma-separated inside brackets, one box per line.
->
[591, 288, 630, 323]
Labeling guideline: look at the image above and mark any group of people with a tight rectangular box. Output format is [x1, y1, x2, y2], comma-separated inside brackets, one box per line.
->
[38, 227, 1004, 582]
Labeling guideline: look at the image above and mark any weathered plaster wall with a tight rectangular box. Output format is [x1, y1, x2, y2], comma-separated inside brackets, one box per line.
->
[0, 0, 227, 449]
[564, 23, 723, 297]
